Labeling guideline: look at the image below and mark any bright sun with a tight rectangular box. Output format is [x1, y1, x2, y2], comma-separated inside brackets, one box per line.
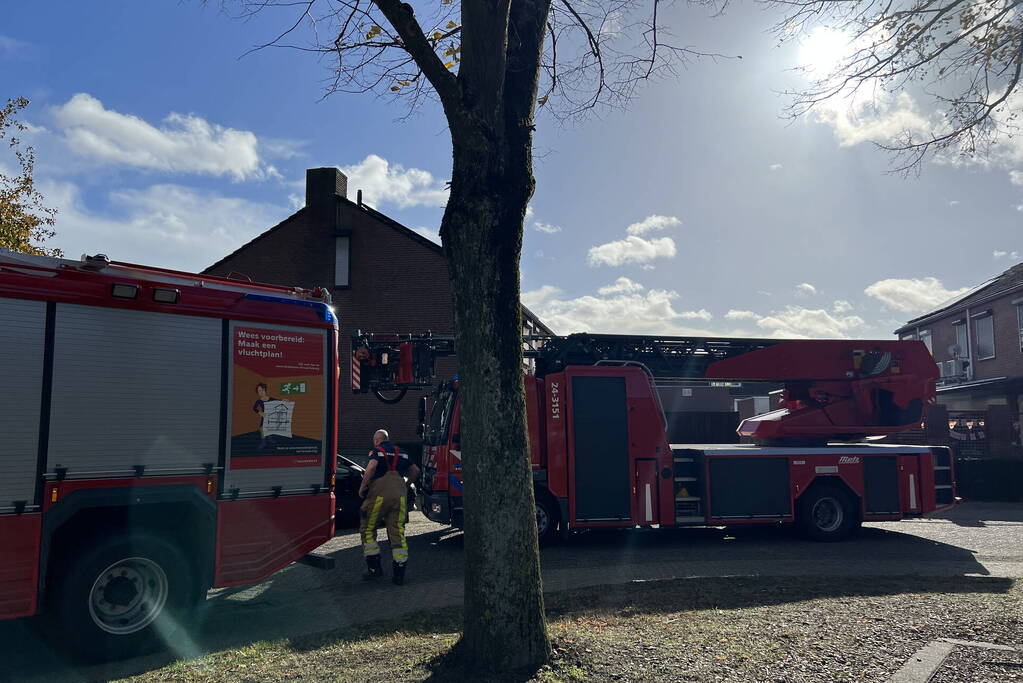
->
[799, 27, 853, 77]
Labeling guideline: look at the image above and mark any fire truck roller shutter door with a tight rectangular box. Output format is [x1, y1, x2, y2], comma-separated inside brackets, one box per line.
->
[0, 297, 46, 509]
[47, 304, 221, 476]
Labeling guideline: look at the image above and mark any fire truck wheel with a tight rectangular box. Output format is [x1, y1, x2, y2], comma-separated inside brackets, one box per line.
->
[52, 533, 197, 661]
[797, 485, 857, 542]
[535, 495, 560, 545]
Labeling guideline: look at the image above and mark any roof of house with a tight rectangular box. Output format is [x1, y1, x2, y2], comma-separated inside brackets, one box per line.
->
[202, 196, 554, 335]
[898, 262, 1023, 331]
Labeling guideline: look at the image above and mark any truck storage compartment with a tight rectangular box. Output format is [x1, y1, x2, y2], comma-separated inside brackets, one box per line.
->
[571, 375, 630, 521]
[708, 456, 791, 519]
[864, 455, 900, 514]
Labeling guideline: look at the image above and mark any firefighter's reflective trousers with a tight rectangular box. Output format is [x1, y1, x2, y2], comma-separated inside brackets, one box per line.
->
[360, 470, 409, 564]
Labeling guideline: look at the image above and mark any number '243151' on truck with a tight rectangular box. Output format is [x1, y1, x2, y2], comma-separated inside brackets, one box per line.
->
[0, 249, 338, 660]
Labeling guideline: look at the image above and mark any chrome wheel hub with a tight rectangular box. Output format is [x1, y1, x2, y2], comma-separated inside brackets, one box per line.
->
[88, 557, 169, 635]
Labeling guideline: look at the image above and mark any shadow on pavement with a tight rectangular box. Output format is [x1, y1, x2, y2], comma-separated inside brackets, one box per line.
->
[542, 573, 1015, 619]
[928, 501, 1023, 527]
[0, 507, 1009, 683]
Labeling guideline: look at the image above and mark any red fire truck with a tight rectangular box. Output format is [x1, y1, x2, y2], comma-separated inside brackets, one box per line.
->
[0, 249, 338, 659]
[352, 331, 955, 543]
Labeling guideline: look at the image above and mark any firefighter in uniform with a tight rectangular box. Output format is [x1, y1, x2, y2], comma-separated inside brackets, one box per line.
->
[358, 429, 420, 585]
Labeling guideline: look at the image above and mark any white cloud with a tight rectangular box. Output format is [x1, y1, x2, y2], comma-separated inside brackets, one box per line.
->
[0, 35, 29, 58]
[340, 154, 448, 209]
[534, 249, 555, 261]
[679, 309, 713, 321]
[587, 235, 676, 267]
[993, 250, 1020, 259]
[769, 163, 783, 172]
[533, 221, 562, 234]
[412, 226, 441, 244]
[795, 282, 817, 296]
[724, 304, 863, 338]
[756, 306, 866, 339]
[521, 285, 562, 308]
[725, 309, 759, 320]
[597, 277, 644, 295]
[50, 93, 275, 181]
[42, 180, 288, 272]
[812, 87, 934, 149]
[599, 8, 625, 37]
[625, 215, 681, 236]
[832, 299, 853, 313]
[804, 45, 1023, 185]
[864, 277, 971, 313]
[757, 290, 772, 296]
[521, 284, 718, 336]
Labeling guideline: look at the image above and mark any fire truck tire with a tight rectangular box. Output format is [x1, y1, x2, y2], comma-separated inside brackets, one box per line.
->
[797, 485, 857, 542]
[535, 494, 560, 545]
[50, 533, 198, 661]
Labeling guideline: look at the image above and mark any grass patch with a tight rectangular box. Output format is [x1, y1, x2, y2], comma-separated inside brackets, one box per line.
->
[118, 576, 1021, 683]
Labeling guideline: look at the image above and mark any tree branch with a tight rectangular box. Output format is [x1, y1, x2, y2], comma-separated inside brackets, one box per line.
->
[370, 0, 461, 112]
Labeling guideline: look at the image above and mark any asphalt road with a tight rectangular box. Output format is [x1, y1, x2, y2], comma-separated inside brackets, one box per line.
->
[2, 501, 1020, 683]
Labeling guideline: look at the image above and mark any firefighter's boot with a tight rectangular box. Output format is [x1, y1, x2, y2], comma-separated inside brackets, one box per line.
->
[391, 561, 406, 586]
[363, 555, 383, 580]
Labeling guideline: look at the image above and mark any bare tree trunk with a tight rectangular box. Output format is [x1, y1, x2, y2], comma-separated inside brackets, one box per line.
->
[438, 0, 553, 672]
[441, 125, 549, 671]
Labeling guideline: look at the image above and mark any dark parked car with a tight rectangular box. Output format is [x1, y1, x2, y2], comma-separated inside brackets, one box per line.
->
[335, 454, 417, 529]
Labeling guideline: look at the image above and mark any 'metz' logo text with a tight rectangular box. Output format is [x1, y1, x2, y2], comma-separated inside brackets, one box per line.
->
[550, 382, 561, 419]
[838, 456, 861, 465]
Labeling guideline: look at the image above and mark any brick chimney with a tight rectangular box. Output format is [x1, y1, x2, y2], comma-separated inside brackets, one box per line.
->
[306, 167, 347, 205]
[305, 167, 347, 229]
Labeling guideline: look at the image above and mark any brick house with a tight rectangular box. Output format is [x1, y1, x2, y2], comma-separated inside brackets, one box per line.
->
[204, 167, 552, 455]
[895, 262, 1023, 448]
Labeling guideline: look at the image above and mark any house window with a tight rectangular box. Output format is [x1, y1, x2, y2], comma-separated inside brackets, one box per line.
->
[1018, 304, 1023, 352]
[953, 323, 969, 358]
[334, 236, 350, 288]
[975, 314, 995, 359]
[919, 330, 933, 354]
[900, 332, 917, 341]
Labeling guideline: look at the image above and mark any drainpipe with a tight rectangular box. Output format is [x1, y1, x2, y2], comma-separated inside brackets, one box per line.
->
[964, 306, 973, 381]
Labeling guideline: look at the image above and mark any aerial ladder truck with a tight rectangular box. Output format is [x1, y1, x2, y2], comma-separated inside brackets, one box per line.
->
[351, 331, 954, 542]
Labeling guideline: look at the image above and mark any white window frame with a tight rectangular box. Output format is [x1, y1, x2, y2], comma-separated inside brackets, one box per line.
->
[1017, 303, 1023, 353]
[919, 329, 933, 354]
[974, 313, 995, 360]
[953, 322, 969, 358]
[334, 236, 350, 288]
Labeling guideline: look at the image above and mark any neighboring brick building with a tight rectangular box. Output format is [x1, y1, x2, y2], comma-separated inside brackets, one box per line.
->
[895, 262, 1023, 447]
[205, 167, 551, 454]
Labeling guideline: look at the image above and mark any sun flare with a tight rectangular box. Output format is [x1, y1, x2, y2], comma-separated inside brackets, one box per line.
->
[799, 27, 853, 77]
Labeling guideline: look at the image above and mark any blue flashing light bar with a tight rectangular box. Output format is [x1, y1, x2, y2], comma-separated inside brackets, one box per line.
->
[242, 293, 337, 324]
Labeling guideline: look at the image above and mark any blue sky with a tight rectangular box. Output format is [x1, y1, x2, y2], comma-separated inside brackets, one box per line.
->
[2, 1, 1019, 339]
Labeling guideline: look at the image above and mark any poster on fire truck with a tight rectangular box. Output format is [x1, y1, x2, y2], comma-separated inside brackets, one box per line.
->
[230, 326, 325, 469]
